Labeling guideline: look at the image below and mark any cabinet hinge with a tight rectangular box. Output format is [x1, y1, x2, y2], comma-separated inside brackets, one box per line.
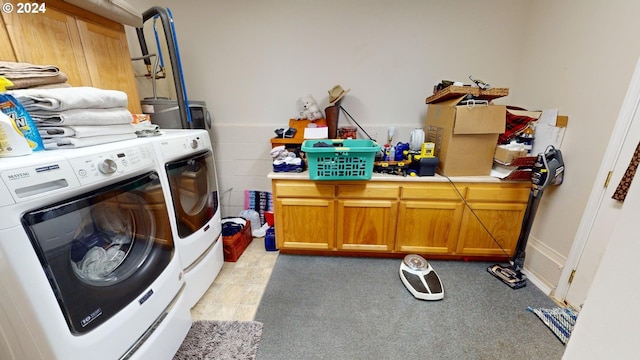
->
[568, 269, 576, 284]
[604, 171, 614, 188]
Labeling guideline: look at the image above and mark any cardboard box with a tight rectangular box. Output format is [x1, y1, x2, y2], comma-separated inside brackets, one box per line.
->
[494, 145, 528, 165]
[425, 96, 506, 176]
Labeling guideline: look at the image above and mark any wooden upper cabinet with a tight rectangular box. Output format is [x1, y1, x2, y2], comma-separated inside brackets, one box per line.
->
[0, 16, 16, 61]
[77, 20, 141, 112]
[2, 8, 90, 86]
[0, 1, 141, 113]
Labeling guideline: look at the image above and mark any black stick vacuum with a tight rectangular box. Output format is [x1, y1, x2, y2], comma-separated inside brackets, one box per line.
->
[488, 145, 565, 289]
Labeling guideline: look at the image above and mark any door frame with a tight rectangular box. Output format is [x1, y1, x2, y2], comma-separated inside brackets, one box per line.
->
[556, 56, 640, 304]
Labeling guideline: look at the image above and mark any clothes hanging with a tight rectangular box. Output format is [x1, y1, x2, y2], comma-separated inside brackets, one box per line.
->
[612, 140, 640, 202]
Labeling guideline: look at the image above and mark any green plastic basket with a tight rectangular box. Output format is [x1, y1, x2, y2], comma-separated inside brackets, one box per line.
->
[302, 139, 381, 180]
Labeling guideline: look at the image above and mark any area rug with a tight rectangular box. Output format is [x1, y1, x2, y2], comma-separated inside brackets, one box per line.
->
[527, 306, 579, 344]
[173, 320, 263, 360]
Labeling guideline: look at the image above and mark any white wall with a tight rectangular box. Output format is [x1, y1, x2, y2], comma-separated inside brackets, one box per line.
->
[509, 0, 640, 295]
[126, 0, 528, 215]
[124, 0, 640, 303]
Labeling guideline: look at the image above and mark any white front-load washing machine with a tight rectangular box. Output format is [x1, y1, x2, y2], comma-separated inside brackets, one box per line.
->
[152, 129, 223, 308]
[0, 139, 191, 360]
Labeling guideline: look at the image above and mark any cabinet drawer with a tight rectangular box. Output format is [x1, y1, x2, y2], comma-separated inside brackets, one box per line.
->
[465, 186, 530, 202]
[401, 184, 464, 201]
[274, 181, 335, 198]
[337, 183, 399, 199]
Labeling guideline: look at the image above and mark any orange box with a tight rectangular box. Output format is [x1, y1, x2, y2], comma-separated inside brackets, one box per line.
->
[222, 220, 253, 262]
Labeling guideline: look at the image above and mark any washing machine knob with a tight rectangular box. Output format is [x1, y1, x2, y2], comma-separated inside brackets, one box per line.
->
[190, 139, 199, 149]
[98, 158, 118, 174]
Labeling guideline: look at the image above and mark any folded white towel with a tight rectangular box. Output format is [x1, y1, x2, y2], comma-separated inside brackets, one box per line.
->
[10, 86, 128, 111]
[30, 108, 133, 126]
[43, 133, 138, 150]
[0, 61, 59, 78]
[39, 126, 75, 137]
[39, 124, 137, 138]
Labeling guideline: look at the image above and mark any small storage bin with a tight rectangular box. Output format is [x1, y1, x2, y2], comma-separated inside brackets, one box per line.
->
[302, 139, 380, 180]
[265, 227, 277, 251]
[222, 218, 253, 262]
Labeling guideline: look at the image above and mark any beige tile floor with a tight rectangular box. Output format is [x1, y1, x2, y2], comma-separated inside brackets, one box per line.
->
[190, 238, 279, 321]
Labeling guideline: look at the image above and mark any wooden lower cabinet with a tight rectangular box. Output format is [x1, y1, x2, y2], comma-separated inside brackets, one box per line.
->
[335, 183, 399, 252]
[275, 198, 335, 250]
[456, 185, 531, 257]
[271, 177, 530, 259]
[337, 199, 397, 252]
[456, 202, 527, 257]
[395, 200, 463, 254]
[395, 182, 466, 255]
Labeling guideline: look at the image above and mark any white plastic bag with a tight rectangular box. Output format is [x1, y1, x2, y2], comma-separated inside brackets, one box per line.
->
[238, 209, 260, 231]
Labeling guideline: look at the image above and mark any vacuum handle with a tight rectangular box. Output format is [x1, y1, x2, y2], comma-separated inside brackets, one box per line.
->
[136, 28, 151, 67]
[137, 6, 190, 129]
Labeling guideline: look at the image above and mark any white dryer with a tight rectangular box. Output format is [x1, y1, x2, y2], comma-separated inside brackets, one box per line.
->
[0, 139, 191, 360]
[152, 129, 223, 308]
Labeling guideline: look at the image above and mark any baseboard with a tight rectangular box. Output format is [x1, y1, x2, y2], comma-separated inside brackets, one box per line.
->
[522, 236, 567, 300]
[522, 268, 553, 295]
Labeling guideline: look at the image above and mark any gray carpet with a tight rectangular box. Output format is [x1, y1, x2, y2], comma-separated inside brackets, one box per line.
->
[255, 255, 566, 360]
[173, 320, 263, 360]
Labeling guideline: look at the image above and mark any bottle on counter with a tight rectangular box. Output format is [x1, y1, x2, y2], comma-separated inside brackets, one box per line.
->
[0, 112, 32, 157]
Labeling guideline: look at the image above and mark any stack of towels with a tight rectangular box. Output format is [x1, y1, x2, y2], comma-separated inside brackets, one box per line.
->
[10, 87, 138, 149]
[0, 61, 69, 89]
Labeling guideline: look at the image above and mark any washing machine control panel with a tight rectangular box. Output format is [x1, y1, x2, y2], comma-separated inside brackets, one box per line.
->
[0, 154, 80, 204]
[67, 144, 156, 185]
[98, 158, 118, 174]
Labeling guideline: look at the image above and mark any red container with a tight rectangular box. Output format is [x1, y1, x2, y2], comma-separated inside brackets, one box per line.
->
[222, 219, 253, 262]
[265, 211, 274, 226]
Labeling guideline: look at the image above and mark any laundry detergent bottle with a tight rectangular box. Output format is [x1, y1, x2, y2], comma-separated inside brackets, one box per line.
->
[0, 76, 45, 152]
[0, 112, 31, 157]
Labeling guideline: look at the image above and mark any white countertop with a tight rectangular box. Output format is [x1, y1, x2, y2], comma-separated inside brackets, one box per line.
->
[267, 171, 517, 183]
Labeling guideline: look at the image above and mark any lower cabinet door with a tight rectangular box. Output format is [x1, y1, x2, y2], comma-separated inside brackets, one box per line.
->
[336, 199, 397, 252]
[275, 198, 335, 250]
[395, 200, 464, 254]
[456, 202, 527, 257]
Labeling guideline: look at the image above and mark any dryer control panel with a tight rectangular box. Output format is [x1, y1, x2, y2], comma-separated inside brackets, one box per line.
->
[66, 144, 156, 185]
[158, 133, 210, 159]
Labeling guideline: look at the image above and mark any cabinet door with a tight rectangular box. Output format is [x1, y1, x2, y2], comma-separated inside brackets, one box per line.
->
[76, 19, 141, 113]
[275, 198, 335, 250]
[0, 16, 16, 61]
[2, 5, 142, 114]
[456, 202, 527, 257]
[395, 200, 463, 254]
[337, 199, 397, 252]
[2, 8, 90, 86]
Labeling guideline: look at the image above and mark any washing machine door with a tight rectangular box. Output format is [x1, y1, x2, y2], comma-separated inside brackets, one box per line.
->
[165, 150, 219, 238]
[22, 171, 174, 334]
